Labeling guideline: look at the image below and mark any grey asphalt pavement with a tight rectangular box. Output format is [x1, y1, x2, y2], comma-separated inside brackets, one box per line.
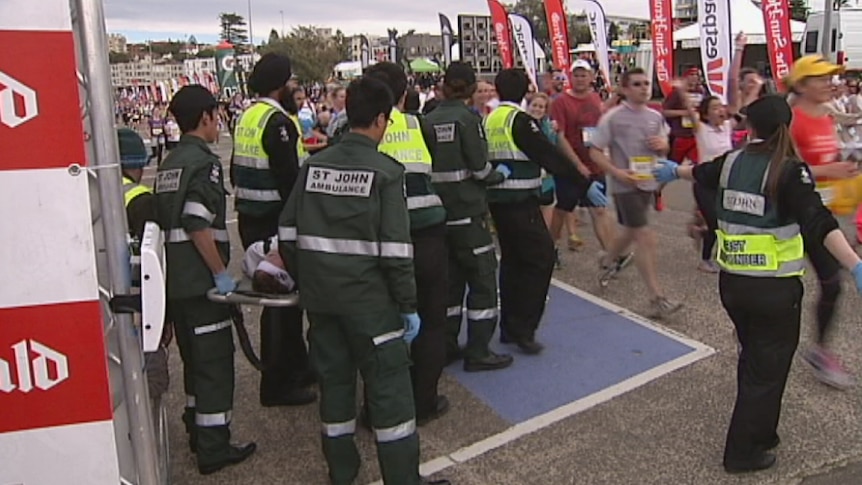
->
[146, 136, 862, 485]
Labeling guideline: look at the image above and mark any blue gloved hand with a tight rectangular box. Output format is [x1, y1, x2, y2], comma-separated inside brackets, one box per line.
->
[401, 313, 422, 344]
[586, 181, 608, 207]
[214, 271, 237, 295]
[652, 159, 680, 183]
[852, 262, 862, 294]
[495, 163, 512, 179]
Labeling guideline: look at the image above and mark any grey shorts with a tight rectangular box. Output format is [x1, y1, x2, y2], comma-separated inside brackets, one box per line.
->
[614, 191, 653, 229]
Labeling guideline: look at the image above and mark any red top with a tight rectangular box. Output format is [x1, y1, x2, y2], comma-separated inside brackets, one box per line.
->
[550, 91, 604, 175]
[790, 106, 839, 174]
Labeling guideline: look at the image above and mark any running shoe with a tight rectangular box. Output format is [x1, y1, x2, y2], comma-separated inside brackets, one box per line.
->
[567, 234, 584, 251]
[802, 346, 854, 390]
[654, 192, 665, 212]
[616, 252, 635, 272]
[597, 253, 617, 288]
[698, 260, 720, 273]
[648, 297, 683, 319]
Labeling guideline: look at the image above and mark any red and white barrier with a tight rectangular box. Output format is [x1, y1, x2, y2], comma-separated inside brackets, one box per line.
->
[0, 1, 120, 483]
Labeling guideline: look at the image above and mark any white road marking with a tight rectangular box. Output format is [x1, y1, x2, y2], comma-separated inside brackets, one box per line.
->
[367, 279, 717, 484]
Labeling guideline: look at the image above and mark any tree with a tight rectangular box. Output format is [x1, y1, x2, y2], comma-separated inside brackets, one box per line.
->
[219, 12, 249, 48]
[268, 28, 280, 45]
[262, 26, 345, 82]
[333, 29, 351, 61]
[188, 35, 198, 46]
[109, 51, 130, 64]
[789, 0, 809, 21]
[196, 48, 216, 59]
[608, 22, 620, 42]
[507, 0, 593, 55]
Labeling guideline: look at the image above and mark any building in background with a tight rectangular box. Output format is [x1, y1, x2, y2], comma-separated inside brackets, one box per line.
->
[401, 33, 444, 60]
[314, 27, 334, 38]
[108, 33, 127, 53]
[675, 0, 697, 25]
[349, 35, 389, 62]
[458, 14, 508, 76]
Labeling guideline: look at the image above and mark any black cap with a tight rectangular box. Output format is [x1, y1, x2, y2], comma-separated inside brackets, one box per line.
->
[745, 95, 792, 139]
[168, 85, 217, 118]
[248, 53, 293, 95]
[444, 61, 476, 87]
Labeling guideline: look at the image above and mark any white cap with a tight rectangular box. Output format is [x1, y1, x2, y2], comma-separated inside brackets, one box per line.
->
[571, 59, 593, 72]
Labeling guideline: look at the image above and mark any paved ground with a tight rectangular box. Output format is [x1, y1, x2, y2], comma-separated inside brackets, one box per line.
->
[146, 135, 862, 485]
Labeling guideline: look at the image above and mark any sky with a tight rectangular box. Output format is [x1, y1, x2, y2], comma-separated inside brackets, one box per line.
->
[106, 0, 833, 45]
[100, 0, 698, 44]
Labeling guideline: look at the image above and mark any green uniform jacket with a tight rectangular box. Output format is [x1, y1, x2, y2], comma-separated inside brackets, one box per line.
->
[278, 132, 417, 315]
[424, 100, 505, 221]
[155, 135, 230, 299]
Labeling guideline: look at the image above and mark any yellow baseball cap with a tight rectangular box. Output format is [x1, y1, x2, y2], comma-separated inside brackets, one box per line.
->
[788, 55, 845, 86]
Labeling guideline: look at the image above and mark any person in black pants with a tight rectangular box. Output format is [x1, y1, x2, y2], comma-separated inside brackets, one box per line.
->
[655, 95, 862, 474]
[231, 53, 315, 407]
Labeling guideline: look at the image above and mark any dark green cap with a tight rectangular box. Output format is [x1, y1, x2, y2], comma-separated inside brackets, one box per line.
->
[117, 128, 149, 168]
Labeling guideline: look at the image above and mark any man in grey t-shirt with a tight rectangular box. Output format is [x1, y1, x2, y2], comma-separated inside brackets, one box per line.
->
[588, 68, 682, 319]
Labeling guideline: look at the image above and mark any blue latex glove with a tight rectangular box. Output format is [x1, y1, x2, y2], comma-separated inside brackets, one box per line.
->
[586, 181, 608, 207]
[495, 163, 512, 179]
[652, 159, 680, 184]
[214, 271, 237, 295]
[401, 313, 421, 344]
[852, 262, 862, 294]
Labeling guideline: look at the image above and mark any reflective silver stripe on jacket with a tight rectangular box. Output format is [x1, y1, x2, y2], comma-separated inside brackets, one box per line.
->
[467, 308, 498, 320]
[472, 243, 496, 255]
[491, 178, 543, 190]
[186, 395, 196, 407]
[374, 419, 416, 443]
[718, 150, 744, 188]
[431, 169, 470, 183]
[372, 329, 405, 346]
[720, 259, 806, 278]
[166, 228, 229, 243]
[233, 155, 270, 170]
[446, 217, 472, 226]
[182, 201, 216, 223]
[194, 320, 232, 335]
[322, 419, 356, 438]
[407, 194, 443, 210]
[403, 162, 432, 174]
[472, 162, 493, 179]
[717, 221, 801, 240]
[488, 150, 530, 161]
[297, 235, 413, 258]
[446, 305, 463, 317]
[235, 187, 281, 202]
[279, 226, 297, 241]
[196, 410, 231, 427]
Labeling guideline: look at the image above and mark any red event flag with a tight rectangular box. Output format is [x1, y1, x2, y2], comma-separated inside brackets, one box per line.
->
[650, 0, 674, 97]
[762, 0, 794, 91]
[488, 0, 515, 69]
[543, 0, 571, 85]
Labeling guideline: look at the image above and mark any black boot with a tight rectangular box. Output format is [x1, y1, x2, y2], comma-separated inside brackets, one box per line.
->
[463, 352, 513, 372]
[417, 396, 450, 426]
[198, 442, 257, 475]
[182, 407, 197, 453]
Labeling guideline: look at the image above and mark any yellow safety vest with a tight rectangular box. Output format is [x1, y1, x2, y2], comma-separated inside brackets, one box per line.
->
[484, 104, 529, 162]
[715, 150, 805, 277]
[289, 114, 310, 166]
[378, 109, 433, 174]
[123, 176, 152, 207]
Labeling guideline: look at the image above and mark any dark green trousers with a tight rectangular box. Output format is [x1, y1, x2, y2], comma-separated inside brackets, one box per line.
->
[445, 216, 499, 360]
[308, 306, 420, 485]
[169, 296, 235, 466]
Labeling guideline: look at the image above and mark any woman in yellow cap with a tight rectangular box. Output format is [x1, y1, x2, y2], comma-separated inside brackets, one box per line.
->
[653, 95, 862, 474]
[787, 54, 859, 389]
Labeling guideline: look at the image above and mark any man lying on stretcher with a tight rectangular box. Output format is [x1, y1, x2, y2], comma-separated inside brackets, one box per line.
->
[241, 236, 296, 294]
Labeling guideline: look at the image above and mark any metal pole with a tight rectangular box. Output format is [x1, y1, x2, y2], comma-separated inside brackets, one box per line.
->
[247, 0, 255, 53]
[74, 1, 161, 484]
[820, 0, 834, 60]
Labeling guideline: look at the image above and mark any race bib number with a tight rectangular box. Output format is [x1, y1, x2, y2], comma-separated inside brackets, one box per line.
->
[582, 127, 597, 147]
[434, 123, 455, 143]
[629, 156, 656, 180]
[152, 128, 163, 135]
[681, 117, 694, 129]
[306, 167, 374, 197]
[155, 169, 182, 193]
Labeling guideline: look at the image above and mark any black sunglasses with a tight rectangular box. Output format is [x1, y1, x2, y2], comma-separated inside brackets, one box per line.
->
[629, 81, 650, 87]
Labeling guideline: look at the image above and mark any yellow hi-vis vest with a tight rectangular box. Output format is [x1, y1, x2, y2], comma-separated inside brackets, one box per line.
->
[378, 109, 441, 211]
[233, 101, 282, 210]
[484, 104, 542, 199]
[123, 176, 152, 207]
[715, 150, 805, 277]
[288, 114, 310, 166]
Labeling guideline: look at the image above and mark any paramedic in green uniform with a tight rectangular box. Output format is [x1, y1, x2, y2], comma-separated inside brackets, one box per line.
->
[653, 95, 862, 474]
[155, 85, 255, 475]
[278, 77, 449, 485]
[424, 62, 513, 372]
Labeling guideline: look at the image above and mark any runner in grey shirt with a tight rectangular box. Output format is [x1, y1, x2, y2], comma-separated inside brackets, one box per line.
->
[588, 67, 683, 319]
